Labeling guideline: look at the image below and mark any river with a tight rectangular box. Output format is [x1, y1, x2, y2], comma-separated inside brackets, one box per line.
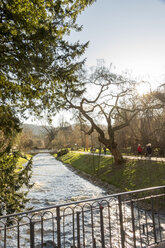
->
[28, 153, 106, 209]
[27, 153, 165, 248]
[1, 153, 165, 248]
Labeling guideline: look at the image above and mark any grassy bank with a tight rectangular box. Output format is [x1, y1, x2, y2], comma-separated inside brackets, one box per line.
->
[57, 152, 165, 192]
[16, 154, 32, 170]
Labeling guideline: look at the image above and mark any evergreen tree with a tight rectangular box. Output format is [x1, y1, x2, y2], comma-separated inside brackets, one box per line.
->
[0, 106, 21, 152]
[0, 106, 33, 215]
[0, 0, 95, 113]
[0, 0, 95, 214]
[0, 151, 33, 216]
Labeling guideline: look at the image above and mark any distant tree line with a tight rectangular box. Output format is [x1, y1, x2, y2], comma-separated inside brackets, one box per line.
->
[116, 85, 165, 156]
[16, 74, 165, 160]
[18, 89, 165, 158]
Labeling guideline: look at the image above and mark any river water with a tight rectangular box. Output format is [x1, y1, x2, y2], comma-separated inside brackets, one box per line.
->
[28, 153, 106, 209]
[27, 153, 165, 248]
[1, 153, 165, 248]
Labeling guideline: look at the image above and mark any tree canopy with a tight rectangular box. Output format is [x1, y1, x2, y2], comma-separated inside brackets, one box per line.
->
[0, 0, 95, 114]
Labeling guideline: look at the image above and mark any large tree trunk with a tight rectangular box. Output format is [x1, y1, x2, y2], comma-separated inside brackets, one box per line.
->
[98, 135, 125, 164]
[110, 145, 125, 164]
[99, 139, 125, 164]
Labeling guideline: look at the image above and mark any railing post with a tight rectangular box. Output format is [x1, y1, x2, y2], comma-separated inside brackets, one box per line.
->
[100, 205, 105, 248]
[151, 197, 157, 244]
[4, 224, 6, 248]
[77, 211, 81, 248]
[30, 221, 35, 248]
[90, 206, 95, 248]
[131, 200, 136, 248]
[56, 206, 61, 248]
[164, 187, 165, 211]
[41, 216, 44, 247]
[118, 195, 125, 248]
[17, 223, 20, 248]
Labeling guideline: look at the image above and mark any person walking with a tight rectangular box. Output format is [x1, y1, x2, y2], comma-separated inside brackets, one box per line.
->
[103, 147, 106, 155]
[137, 144, 143, 157]
[146, 143, 152, 159]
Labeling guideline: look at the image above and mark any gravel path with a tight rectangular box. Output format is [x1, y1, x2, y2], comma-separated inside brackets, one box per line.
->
[74, 151, 165, 162]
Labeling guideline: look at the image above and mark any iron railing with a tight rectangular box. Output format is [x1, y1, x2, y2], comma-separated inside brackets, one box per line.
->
[0, 186, 165, 248]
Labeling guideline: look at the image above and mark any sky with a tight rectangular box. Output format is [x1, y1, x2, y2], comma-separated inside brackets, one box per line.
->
[69, 0, 165, 88]
[26, 0, 165, 125]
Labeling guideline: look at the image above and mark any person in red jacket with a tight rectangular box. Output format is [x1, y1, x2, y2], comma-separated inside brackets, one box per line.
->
[137, 144, 143, 156]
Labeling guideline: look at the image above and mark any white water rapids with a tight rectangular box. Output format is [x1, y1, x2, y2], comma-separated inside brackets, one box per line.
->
[1, 153, 165, 248]
[28, 153, 106, 208]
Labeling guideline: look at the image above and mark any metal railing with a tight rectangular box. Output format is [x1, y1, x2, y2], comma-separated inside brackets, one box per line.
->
[0, 186, 165, 248]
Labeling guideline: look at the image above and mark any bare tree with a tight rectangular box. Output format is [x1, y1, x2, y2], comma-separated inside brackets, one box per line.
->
[43, 125, 58, 148]
[153, 84, 165, 104]
[63, 68, 144, 164]
[111, 83, 165, 156]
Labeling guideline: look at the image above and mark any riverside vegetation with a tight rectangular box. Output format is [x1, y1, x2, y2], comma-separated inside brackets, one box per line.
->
[56, 151, 165, 192]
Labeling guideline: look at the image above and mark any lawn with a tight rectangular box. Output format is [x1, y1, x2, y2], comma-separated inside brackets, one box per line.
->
[57, 152, 165, 192]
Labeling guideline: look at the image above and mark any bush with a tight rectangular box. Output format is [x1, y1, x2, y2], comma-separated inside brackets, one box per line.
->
[57, 148, 69, 157]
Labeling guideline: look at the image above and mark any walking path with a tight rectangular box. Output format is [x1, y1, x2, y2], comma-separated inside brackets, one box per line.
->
[74, 151, 165, 162]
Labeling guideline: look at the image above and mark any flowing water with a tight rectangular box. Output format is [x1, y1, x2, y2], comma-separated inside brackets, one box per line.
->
[28, 153, 106, 209]
[1, 153, 165, 248]
[27, 154, 165, 247]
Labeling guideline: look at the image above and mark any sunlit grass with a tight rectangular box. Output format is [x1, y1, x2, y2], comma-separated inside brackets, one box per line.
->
[57, 152, 165, 192]
[73, 148, 112, 155]
[16, 154, 32, 172]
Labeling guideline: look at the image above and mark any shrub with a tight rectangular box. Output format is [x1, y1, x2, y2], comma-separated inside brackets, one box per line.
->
[57, 148, 69, 157]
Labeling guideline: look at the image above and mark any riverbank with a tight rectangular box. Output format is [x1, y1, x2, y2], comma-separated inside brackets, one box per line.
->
[17, 154, 32, 167]
[57, 156, 120, 194]
[56, 151, 165, 192]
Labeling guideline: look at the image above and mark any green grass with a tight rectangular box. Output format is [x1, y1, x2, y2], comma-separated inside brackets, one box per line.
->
[73, 148, 112, 155]
[16, 154, 32, 170]
[57, 152, 165, 192]
[58, 152, 113, 175]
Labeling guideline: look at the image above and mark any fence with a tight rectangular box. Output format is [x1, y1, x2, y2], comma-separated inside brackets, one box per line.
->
[0, 186, 165, 248]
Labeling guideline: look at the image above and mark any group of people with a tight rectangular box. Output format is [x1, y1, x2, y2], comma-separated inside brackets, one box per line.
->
[137, 143, 152, 158]
[91, 144, 152, 158]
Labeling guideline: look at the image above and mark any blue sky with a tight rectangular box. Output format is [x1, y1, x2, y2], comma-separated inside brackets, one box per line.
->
[26, 0, 165, 125]
[69, 0, 165, 87]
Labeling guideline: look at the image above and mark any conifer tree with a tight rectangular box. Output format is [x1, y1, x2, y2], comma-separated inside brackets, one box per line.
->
[0, 0, 95, 113]
[0, 0, 95, 214]
[0, 106, 33, 215]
